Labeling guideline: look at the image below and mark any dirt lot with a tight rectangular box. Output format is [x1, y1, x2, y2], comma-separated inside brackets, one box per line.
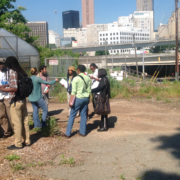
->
[1, 98, 180, 180]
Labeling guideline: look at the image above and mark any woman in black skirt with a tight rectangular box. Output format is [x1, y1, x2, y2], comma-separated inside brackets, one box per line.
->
[91, 69, 111, 132]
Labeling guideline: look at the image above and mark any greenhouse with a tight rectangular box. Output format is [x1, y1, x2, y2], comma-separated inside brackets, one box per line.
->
[0, 28, 40, 67]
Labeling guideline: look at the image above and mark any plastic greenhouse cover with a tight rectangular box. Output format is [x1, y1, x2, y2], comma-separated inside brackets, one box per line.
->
[0, 28, 39, 57]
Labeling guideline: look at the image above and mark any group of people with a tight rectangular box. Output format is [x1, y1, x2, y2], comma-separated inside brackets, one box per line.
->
[0, 56, 110, 150]
[64, 64, 111, 138]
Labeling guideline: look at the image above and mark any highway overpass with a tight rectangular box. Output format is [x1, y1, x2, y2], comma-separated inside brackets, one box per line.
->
[70, 40, 179, 53]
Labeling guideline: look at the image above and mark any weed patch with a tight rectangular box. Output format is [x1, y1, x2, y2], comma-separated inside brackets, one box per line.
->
[10, 163, 24, 172]
[5, 154, 20, 161]
[59, 154, 75, 166]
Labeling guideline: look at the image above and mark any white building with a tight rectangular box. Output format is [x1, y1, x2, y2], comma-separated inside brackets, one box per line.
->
[132, 11, 154, 40]
[63, 28, 87, 47]
[48, 30, 60, 47]
[99, 27, 150, 55]
[118, 15, 133, 27]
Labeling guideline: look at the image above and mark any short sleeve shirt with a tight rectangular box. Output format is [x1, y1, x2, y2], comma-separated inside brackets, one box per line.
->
[8, 69, 18, 102]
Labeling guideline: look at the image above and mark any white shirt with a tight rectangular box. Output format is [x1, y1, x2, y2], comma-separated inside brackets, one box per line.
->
[0, 71, 9, 100]
[91, 68, 100, 90]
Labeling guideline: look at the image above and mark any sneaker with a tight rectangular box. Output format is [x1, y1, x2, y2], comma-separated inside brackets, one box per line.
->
[7, 145, 23, 150]
[97, 128, 108, 132]
[63, 134, 71, 139]
[78, 132, 86, 137]
[22, 143, 31, 147]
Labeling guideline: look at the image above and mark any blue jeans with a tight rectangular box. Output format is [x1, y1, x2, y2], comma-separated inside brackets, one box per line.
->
[31, 98, 48, 128]
[65, 97, 89, 136]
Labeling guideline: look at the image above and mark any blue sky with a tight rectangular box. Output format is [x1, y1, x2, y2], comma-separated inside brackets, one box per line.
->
[13, 0, 176, 36]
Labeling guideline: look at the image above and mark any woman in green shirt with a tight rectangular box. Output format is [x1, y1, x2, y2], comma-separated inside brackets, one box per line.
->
[28, 67, 58, 128]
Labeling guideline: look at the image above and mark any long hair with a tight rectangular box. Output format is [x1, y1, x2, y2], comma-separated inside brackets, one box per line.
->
[67, 71, 77, 79]
[5, 56, 27, 77]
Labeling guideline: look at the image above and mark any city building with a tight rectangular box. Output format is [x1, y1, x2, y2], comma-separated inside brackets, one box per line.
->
[82, 0, 95, 27]
[63, 28, 79, 39]
[63, 28, 87, 47]
[48, 30, 60, 47]
[62, 10, 80, 29]
[27, 21, 49, 47]
[60, 37, 75, 47]
[157, 8, 180, 40]
[136, 0, 154, 11]
[132, 11, 154, 40]
[99, 27, 150, 55]
[118, 15, 133, 27]
[86, 24, 108, 46]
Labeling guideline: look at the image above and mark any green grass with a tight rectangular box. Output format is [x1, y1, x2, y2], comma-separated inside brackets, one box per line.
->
[5, 154, 20, 161]
[147, 95, 152, 99]
[38, 162, 43, 166]
[157, 96, 163, 101]
[59, 155, 75, 166]
[41, 116, 61, 137]
[164, 98, 172, 103]
[10, 163, 24, 172]
[120, 174, 125, 180]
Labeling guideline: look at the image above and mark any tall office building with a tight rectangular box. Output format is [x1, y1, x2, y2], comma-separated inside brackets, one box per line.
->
[62, 10, 80, 29]
[82, 0, 95, 28]
[136, 0, 154, 11]
[27, 21, 49, 47]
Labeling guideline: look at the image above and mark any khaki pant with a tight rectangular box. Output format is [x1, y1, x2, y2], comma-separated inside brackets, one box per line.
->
[0, 99, 11, 136]
[10, 102, 30, 147]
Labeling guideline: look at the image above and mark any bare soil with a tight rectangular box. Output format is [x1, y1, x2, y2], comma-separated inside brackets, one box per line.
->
[1, 98, 180, 180]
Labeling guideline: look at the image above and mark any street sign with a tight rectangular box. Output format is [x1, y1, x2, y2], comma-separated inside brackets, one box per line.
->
[49, 60, 58, 65]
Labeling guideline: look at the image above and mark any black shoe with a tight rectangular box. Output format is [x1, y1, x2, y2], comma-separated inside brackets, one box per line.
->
[97, 128, 108, 132]
[78, 132, 86, 137]
[22, 143, 31, 147]
[64, 134, 71, 139]
[7, 145, 23, 150]
[3, 135, 10, 139]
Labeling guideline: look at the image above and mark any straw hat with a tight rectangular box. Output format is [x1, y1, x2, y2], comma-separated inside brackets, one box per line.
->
[68, 66, 75, 71]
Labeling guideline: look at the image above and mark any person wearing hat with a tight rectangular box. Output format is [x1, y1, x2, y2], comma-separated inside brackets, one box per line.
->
[66, 66, 78, 117]
[0, 58, 12, 138]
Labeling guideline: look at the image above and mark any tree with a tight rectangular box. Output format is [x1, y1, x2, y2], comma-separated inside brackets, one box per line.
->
[0, 0, 15, 16]
[0, 2, 38, 47]
[95, 50, 109, 56]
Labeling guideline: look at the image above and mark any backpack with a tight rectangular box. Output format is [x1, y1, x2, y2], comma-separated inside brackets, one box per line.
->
[15, 74, 33, 100]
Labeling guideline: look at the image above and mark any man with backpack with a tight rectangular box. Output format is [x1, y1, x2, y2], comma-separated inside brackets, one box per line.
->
[0, 56, 32, 150]
[65, 65, 92, 138]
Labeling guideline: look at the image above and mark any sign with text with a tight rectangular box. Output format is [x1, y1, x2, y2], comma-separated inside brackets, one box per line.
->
[49, 60, 58, 65]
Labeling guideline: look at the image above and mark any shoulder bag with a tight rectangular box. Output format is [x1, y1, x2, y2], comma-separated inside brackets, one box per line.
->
[94, 78, 111, 115]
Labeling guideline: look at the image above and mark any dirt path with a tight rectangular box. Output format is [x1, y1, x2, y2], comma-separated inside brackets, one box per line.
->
[1, 98, 180, 179]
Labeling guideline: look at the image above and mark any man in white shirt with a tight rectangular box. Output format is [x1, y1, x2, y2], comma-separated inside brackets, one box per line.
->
[0, 59, 11, 138]
[89, 63, 100, 116]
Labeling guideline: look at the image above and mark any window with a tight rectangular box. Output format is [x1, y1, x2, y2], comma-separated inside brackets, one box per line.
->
[103, 34, 105, 36]
[100, 38, 102, 41]
[110, 37, 112, 40]
[117, 37, 119, 40]
[106, 33, 108, 36]
[100, 34, 102, 37]
[113, 33, 115, 35]
[117, 50, 119, 53]
[110, 33, 112, 36]
[100, 43, 102, 45]
[113, 37, 115, 40]
[114, 50, 116, 53]
[117, 41, 119, 44]
[116, 32, 118, 35]
[106, 38, 108, 40]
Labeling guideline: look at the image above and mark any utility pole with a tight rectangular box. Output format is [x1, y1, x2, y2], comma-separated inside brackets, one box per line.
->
[175, 0, 179, 81]
[133, 34, 139, 76]
[111, 47, 113, 70]
[105, 40, 107, 69]
[142, 48, 145, 79]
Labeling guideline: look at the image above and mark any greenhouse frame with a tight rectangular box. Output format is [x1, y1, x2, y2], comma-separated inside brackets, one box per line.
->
[0, 28, 40, 67]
